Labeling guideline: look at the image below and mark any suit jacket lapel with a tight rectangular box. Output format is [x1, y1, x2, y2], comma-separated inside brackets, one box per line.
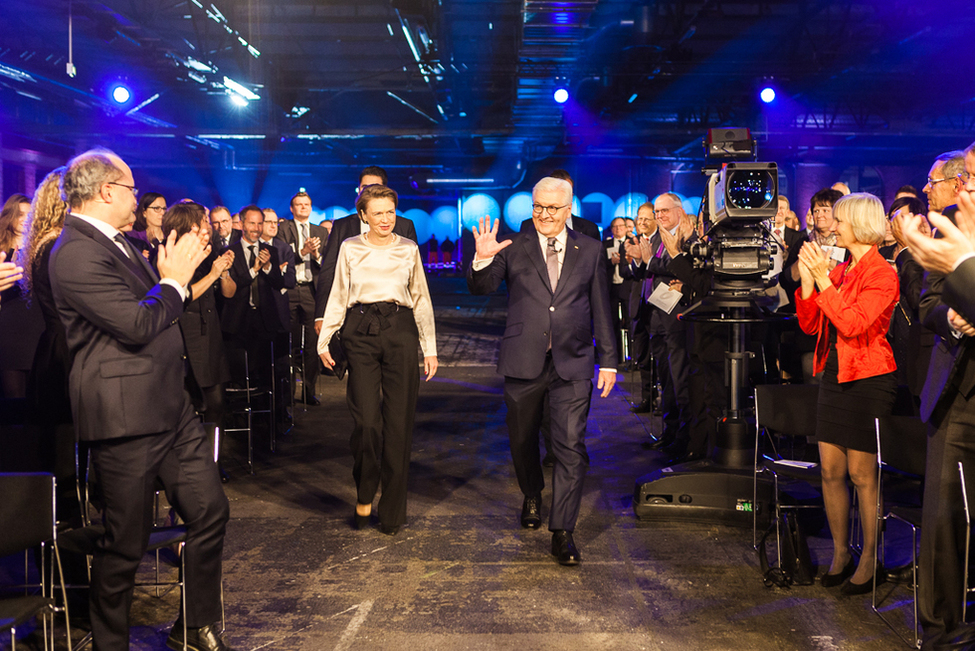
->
[67, 215, 154, 290]
[522, 233, 553, 293]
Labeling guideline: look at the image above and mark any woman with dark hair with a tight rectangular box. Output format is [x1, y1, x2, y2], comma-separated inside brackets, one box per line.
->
[318, 184, 437, 535]
[128, 191, 166, 255]
[795, 192, 899, 594]
[160, 202, 236, 437]
[0, 192, 44, 398]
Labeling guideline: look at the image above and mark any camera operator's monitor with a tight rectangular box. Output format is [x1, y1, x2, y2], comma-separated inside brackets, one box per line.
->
[710, 162, 778, 224]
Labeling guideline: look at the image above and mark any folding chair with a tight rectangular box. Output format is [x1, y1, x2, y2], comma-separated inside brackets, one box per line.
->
[872, 415, 926, 649]
[224, 348, 275, 473]
[0, 472, 68, 651]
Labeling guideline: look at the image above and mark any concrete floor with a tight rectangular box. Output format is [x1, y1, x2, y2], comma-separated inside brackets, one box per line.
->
[28, 277, 922, 650]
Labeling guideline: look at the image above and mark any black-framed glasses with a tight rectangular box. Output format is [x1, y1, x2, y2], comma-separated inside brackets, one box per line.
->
[532, 203, 569, 216]
[107, 181, 139, 197]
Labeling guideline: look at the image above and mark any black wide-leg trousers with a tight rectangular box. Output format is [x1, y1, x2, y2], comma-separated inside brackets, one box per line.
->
[343, 305, 420, 529]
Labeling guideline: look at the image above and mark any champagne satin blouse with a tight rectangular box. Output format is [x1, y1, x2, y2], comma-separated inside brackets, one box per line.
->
[317, 234, 437, 357]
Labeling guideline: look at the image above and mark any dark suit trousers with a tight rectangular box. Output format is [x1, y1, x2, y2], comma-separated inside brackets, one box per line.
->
[632, 300, 654, 402]
[649, 310, 690, 441]
[919, 388, 975, 649]
[88, 401, 229, 650]
[288, 284, 320, 396]
[504, 353, 593, 532]
[343, 305, 420, 528]
[609, 281, 629, 363]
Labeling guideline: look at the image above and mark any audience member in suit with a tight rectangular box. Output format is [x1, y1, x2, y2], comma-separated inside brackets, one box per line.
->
[318, 184, 438, 536]
[623, 203, 658, 413]
[222, 206, 295, 422]
[277, 192, 327, 404]
[604, 217, 631, 364]
[49, 149, 231, 651]
[468, 177, 617, 566]
[161, 202, 236, 449]
[901, 153, 975, 649]
[209, 205, 240, 252]
[314, 166, 418, 331]
[627, 193, 693, 452]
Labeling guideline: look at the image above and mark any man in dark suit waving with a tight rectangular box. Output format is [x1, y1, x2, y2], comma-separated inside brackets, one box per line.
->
[468, 176, 617, 566]
[314, 166, 418, 332]
[50, 149, 232, 650]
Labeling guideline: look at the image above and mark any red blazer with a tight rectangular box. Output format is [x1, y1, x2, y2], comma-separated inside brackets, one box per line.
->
[794, 246, 899, 383]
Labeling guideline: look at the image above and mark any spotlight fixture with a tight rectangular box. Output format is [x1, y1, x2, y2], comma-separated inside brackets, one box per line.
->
[229, 94, 248, 107]
[553, 87, 569, 104]
[760, 87, 775, 104]
[111, 84, 131, 104]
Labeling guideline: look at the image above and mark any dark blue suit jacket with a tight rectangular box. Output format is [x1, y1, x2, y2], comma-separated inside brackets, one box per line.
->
[50, 214, 188, 441]
[468, 229, 616, 381]
[222, 237, 295, 335]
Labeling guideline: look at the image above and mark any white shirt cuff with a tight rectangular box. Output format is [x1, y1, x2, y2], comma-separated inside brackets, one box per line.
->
[472, 256, 494, 271]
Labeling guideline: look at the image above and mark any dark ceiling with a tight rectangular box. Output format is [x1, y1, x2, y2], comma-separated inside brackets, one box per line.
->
[1, 0, 973, 190]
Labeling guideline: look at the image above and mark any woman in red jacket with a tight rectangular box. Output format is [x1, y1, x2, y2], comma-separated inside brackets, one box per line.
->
[795, 192, 899, 595]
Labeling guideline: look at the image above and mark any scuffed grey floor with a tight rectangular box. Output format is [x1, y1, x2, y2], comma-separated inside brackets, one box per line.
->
[111, 278, 918, 650]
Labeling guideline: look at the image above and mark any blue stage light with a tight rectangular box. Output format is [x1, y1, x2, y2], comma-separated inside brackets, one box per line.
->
[554, 88, 569, 104]
[111, 84, 131, 104]
[760, 87, 776, 104]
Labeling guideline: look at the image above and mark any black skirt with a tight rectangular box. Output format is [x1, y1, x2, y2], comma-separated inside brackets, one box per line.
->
[815, 330, 896, 453]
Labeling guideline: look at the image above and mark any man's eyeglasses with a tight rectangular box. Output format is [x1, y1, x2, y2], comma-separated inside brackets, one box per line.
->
[532, 203, 569, 216]
[107, 181, 139, 197]
[927, 175, 956, 186]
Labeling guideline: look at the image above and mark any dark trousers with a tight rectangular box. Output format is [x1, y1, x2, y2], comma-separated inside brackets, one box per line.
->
[504, 354, 592, 532]
[88, 400, 229, 650]
[343, 305, 420, 528]
[289, 284, 321, 397]
[609, 282, 630, 364]
[649, 310, 690, 442]
[919, 388, 975, 650]
[632, 301, 653, 402]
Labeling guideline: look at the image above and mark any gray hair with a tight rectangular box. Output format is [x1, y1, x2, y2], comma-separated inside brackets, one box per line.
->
[834, 193, 887, 246]
[62, 148, 123, 209]
[533, 177, 572, 204]
[935, 150, 968, 181]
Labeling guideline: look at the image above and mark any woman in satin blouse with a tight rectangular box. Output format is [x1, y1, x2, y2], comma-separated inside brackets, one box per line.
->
[318, 184, 437, 536]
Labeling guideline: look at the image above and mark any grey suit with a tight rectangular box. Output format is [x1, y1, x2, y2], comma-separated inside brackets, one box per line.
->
[50, 214, 228, 650]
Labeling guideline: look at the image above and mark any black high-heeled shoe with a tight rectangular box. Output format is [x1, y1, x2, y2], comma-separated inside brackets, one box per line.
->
[840, 567, 886, 596]
[820, 557, 856, 588]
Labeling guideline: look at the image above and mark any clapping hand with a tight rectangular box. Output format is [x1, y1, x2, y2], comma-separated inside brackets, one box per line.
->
[157, 225, 210, 288]
[623, 238, 643, 262]
[301, 236, 320, 257]
[0, 251, 24, 295]
[897, 190, 975, 275]
[659, 225, 681, 258]
[949, 308, 975, 337]
[212, 250, 234, 275]
[472, 217, 512, 260]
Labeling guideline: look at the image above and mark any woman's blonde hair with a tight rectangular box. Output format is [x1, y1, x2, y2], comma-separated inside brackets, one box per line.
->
[833, 192, 887, 246]
[23, 167, 69, 292]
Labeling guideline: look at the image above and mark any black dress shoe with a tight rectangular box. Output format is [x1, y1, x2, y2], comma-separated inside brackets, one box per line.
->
[542, 453, 555, 468]
[304, 394, 321, 406]
[167, 622, 236, 651]
[820, 557, 856, 588]
[521, 495, 542, 529]
[379, 523, 400, 536]
[353, 512, 371, 530]
[886, 562, 916, 586]
[551, 530, 581, 566]
[840, 568, 885, 596]
[630, 400, 653, 414]
[641, 436, 674, 451]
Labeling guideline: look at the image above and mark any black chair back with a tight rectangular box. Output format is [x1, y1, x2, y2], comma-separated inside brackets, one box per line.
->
[755, 384, 819, 440]
[0, 472, 54, 558]
[877, 415, 927, 478]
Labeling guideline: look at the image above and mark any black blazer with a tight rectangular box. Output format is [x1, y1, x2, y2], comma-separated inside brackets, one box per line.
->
[212, 229, 241, 253]
[520, 214, 601, 241]
[468, 229, 617, 381]
[277, 218, 328, 286]
[314, 213, 418, 319]
[222, 237, 295, 335]
[49, 214, 188, 442]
